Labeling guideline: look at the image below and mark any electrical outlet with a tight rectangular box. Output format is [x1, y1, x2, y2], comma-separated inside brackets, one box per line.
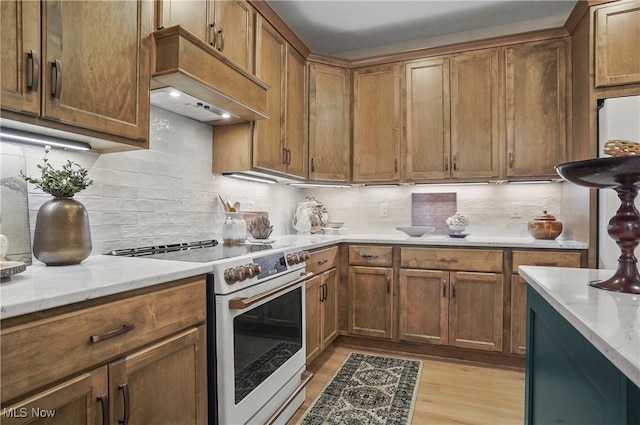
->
[379, 202, 389, 217]
[511, 202, 522, 218]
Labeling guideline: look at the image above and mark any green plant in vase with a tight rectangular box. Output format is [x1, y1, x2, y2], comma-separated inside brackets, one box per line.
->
[21, 146, 94, 265]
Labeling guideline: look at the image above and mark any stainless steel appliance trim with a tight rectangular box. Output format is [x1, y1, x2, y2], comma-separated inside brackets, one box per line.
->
[228, 271, 314, 309]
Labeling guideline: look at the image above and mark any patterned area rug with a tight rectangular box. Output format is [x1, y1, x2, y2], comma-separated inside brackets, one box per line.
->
[298, 353, 422, 425]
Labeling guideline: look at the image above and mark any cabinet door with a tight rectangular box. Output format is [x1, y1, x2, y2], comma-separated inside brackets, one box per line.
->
[595, 1, 640, 87]
[399, 269, 449, 345]
[308, 63, 351, 182]
[0, 366, 107, 425]
[42, 1, 150, 143]
[450, 49, 500, 179]
[284, 44, 307, 178]
[109, 327, 206, 425]
[214, 0, 254, 72]
[352, 64, 401, 182]
[405, 58, 451, 181]
[156, 0, 212, 43]
[305, 275, 322, 363]
[449, 271, 504, 352]
[510, 275, 527, 355]
[254, 16, 286, 173]
[348, 266, 394, 339]
[1, 0, 40, 115]
[321, 268, 339, 349]
[506, 39, 567, 178]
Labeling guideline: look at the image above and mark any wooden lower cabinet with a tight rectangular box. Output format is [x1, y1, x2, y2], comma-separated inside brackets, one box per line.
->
[510, 249, 584, 355]
[399, 269, 504, 352]
[0, 367, 108, 425]
[0, 277, 207, 425]
[306, 268, 338, 364]
[348, 266, 394, 339]
[109, 326, 206, 425]
[1, 326, 205, 425]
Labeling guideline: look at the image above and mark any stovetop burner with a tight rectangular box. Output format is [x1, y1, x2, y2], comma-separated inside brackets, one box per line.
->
[107, 239, 219, 257]
[106, 239, 284, 263]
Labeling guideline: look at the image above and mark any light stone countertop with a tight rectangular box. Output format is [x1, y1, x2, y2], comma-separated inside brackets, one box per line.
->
[519, 265, 640, 388]
[0, 234, 587, 320]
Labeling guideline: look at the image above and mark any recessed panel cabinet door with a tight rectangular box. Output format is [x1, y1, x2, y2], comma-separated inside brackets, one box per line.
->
[308, 63, 351, 182]
[0, 367, 108, 425]
[448, 271, 503, 352]
[42, 0, 150, 142]
[506, 39, 567, 177]
[348, 266, 394, 339]
[284, 45, 308, 178]
[0, 0, 40, 116]
[254, 16, 286, 173]
[216, 0, 255, 72]
[321, 268, 339, 348]
[306, 275, 322, 363]
[156, 0, 211, 41]
[109, 327, 206, 425]
[399, 269, 449, 345]
[405, 58, 451, 181]
[352, 64, 401, 183]
[450, 49, 500, 179]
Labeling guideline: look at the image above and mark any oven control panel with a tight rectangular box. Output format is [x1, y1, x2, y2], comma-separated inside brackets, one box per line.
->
[220, 249, 309, 288]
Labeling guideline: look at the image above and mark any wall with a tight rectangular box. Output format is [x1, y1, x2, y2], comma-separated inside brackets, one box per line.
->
[300, 182, 563, 237]
[1, 107, 565, 259]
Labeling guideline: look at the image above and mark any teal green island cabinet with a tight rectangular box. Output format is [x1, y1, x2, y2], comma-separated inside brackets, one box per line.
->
[521, 266, 640, 425]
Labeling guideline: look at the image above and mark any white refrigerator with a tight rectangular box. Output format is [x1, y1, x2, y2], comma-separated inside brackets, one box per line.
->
[597, 95, 640, 270]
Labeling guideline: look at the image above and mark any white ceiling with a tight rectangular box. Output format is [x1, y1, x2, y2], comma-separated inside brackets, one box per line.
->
[265, 0, 577, 60]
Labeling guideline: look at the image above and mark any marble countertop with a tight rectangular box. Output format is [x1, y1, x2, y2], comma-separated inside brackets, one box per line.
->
[519, 266, 640, 388]
[0, 233, 587, 320]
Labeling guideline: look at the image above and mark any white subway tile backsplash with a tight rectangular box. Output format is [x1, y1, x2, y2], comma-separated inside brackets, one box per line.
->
[3, 106, 565, 258]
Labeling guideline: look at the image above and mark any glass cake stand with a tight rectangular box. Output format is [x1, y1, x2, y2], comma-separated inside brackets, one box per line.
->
[556, 156, 640, 294]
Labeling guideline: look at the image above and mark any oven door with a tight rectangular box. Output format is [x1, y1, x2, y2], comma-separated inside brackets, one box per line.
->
[215, 270, 313, 425]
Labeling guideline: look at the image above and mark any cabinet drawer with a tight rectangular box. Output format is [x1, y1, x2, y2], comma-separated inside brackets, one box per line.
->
[512, 250, 582, 273]
[307, 246, 339, 275]
[349, 245, 393, 266]
[0, 277, 205, 403]
[401, 247, 503, 272]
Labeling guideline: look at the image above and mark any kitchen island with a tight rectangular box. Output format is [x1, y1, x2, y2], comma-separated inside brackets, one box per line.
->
[519, 266, 640, 425]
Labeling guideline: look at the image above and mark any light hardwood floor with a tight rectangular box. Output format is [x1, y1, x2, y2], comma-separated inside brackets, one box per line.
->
[288, 344, 525, 424]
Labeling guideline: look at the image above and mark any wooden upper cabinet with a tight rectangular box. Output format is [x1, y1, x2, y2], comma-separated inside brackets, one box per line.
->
[1, 0, 151, 150]
[450, 49, 500, 179]
[506, 39, 567, 178]
[42, 0, 150, 143]
[284, 44, 308, 179]
[308, 63, 351, 182]
[352, 63, 402, 183]
[1, 0, 40, 116]
[156, 0, 255, 72]
[254, 16, 286, 173]
[253, 17, 307, 179]
[405, 58, 451, 181]
[595, 0, 640, 87]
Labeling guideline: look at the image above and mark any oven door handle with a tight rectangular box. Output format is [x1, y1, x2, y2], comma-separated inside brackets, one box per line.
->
[228, 271, 315, 310]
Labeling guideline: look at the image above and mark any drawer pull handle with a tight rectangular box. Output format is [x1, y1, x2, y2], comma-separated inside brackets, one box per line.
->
[97, 394, 110, 425]
[27, 50, 40, 91]
[361, 254, 378, 259]
[51, 59, 62, 98]
[118, 383, 130, 425]
[534, 262, 558, 267]
[318, 259, 328, 265]
[440, 258, 459, 263]
[91, 323, 134, 343]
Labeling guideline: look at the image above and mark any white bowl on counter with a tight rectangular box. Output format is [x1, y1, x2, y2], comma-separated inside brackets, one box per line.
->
[396, 226, 435, 237]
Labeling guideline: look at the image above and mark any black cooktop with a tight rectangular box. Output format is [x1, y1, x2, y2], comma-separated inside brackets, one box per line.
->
[106, 239, 278, 263]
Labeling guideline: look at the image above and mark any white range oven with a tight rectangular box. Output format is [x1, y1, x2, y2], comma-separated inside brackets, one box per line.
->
[108, 240, 315, 425]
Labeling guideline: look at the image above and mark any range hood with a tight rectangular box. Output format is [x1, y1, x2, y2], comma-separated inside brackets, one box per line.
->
[151, 26, 269, 125]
